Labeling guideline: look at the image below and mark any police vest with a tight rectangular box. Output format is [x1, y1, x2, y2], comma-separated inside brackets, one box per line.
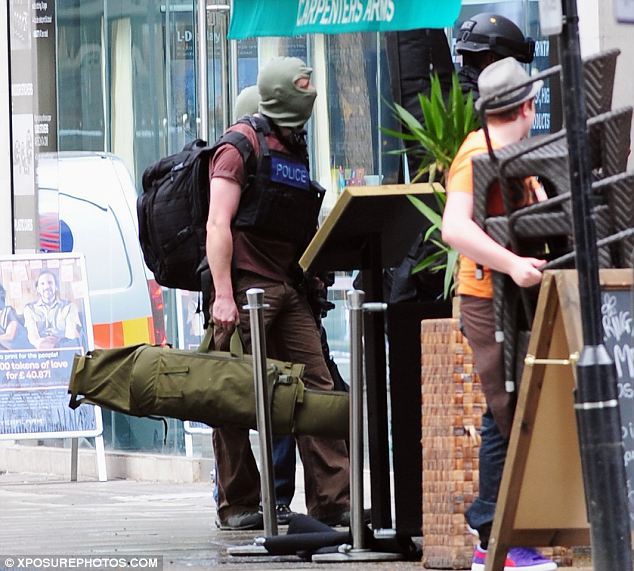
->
[233, 125, 325, 249]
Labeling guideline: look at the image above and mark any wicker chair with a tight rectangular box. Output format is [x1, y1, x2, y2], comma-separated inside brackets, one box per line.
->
[597, 171, 634, 266]
[543, 171, 634, 270]
[583, 48, 619, 118]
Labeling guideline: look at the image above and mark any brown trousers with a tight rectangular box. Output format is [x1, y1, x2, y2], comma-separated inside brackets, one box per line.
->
[212, 274, 350, 520]
[460, 295, 516, 439]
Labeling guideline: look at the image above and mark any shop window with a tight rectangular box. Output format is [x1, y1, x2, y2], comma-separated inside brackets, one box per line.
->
[57, 0, 106, 151]
[323, 33, 400, 202]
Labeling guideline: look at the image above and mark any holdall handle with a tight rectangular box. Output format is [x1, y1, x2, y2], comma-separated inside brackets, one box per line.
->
[197, 324, 244, 358]
[197, 327, 214, 353]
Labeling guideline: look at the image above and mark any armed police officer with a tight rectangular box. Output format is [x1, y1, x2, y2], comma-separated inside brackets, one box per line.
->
[206, 57, 350, 531]
[455, 12, 535, 98]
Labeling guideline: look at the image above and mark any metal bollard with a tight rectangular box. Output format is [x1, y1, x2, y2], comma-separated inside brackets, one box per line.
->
[245, 288, 278, 537]
[347, 290, 366, 550]
[313, 291, 400, 563]
[347, 291, 389, 550]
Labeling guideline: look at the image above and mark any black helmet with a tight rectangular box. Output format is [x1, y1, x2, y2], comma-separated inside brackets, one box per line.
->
[456, 13, 535, 64]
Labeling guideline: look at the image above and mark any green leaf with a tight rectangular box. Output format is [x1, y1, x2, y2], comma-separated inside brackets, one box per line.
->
[393, 102, 424, 135]
[433, 192, 445, 212]
[419, 95, 436, 136]
[424, 224, 439, 242]
[411, 249, 446, 273]
[430, 238, 449, 251]
[380, 126, 418, 142]
[429, 76, 446, 141]
[443, 248, 459, 299]
[451, 74, 465, 142]
[384, 148, 409, 157]
[407, 195, 442, 227]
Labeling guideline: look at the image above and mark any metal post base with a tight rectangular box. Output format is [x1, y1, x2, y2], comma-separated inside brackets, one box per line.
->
[312, 547, 404, 563]
[227, 544, 268, 556]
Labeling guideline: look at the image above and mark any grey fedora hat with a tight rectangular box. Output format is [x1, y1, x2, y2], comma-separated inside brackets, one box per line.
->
[475, 57, 543, 114]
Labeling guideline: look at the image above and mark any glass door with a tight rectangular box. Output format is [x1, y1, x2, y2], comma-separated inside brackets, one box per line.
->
[163, 0, 197, 154]
[161, 0, 233, 153]
[202, 1, 231, 143]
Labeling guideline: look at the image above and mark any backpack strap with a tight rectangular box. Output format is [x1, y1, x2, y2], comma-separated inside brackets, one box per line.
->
[210, 120, 271, 184]
[241, 115, 272, 174]
[243, 114, 271, 137]
[212, 130, 255, 171]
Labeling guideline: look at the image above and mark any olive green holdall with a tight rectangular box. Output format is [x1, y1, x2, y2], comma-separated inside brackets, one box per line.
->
[68, 331, 348, 438]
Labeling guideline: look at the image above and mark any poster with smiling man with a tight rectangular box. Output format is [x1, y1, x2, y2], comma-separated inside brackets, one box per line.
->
[0, 253, 103, 440]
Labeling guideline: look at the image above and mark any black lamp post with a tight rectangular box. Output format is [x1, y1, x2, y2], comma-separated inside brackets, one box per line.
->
[559, 0, 632, 568]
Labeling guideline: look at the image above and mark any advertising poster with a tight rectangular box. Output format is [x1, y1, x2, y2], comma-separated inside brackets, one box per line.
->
[0, 253, 102, 438]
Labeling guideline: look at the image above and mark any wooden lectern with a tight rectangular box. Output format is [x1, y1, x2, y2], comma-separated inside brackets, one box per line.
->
[300, 183, 435, 531]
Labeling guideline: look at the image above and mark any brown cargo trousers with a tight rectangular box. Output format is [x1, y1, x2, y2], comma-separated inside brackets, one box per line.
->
[212, 274, 350, 521]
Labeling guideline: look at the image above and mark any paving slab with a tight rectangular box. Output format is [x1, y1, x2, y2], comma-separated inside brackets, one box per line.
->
[0, 471, 596, 570]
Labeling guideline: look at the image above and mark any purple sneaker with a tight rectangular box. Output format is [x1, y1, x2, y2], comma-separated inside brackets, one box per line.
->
[472, 544, 557, 571]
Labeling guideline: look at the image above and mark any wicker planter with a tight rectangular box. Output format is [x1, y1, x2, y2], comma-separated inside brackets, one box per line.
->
[421, 317, 486, 569]
[420, 317, 574, 569]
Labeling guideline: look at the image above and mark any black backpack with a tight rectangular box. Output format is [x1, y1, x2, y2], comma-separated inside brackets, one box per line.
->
[137, 118, 265, 292]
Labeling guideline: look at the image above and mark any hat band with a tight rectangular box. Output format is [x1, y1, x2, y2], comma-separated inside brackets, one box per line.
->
[487, 82, 535, 111]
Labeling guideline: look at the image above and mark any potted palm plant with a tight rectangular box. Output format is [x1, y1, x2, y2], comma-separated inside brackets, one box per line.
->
[383, 73, 479, 299]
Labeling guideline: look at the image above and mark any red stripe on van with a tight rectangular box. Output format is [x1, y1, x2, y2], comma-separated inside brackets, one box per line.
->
[93, 322, 124, 349]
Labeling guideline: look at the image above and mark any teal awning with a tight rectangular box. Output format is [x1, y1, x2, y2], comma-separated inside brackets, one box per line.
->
[228, 0, 462, 39]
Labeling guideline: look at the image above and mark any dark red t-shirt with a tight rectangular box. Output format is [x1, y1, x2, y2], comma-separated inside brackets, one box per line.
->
[208, 120, 304, 284]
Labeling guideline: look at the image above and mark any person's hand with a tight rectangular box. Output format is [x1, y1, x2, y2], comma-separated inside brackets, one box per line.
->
[509, 257, 545, 288]
[212, 295, 239, 330]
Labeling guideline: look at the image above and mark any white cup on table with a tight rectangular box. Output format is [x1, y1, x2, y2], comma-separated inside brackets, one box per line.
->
[363, 174, 383, 186]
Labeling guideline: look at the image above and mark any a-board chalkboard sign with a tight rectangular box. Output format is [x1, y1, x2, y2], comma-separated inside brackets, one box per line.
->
[484, 270, 634, 571]
[601, 288, 634, 522]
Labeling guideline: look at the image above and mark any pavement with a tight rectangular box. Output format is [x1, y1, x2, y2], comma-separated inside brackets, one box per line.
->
[0, 469, 598, 571]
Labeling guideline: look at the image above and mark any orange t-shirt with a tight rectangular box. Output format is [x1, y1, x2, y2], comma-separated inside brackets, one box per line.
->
[446, 130, 538, 299]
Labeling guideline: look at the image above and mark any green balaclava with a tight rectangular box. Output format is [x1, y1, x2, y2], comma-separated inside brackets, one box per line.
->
[233, 85, 260, 119]
[257, 57, 317, 128]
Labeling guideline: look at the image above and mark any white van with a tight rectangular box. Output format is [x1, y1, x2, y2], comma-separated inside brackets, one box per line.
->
[37, 152, 166, 348]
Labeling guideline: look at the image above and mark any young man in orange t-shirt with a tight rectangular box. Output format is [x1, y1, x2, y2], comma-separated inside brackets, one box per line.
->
[442, 57, 556, 571]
